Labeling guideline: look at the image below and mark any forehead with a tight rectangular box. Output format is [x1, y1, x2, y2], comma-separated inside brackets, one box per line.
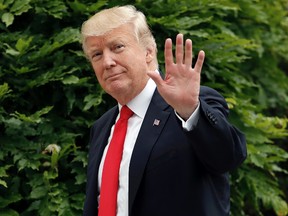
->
[85, 23, 137, 48]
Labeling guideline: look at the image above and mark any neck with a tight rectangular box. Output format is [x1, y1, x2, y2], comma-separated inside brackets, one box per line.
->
[114, 78, 150, 105]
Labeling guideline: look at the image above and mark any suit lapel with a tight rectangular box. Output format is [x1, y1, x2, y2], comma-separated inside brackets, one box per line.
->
[89, 106, 119, 201]
[128, 90, 171, 214]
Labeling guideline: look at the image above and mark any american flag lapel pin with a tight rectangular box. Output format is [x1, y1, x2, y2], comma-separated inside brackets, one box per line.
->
[153, 119, 160, 126]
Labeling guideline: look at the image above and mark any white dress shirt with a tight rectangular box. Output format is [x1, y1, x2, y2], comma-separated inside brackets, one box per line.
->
[98, 78, 200, 216]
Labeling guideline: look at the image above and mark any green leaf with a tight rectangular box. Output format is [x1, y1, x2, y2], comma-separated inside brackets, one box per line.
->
[83, 91, 104, 111]
[10, 0, 31, 15]
[0, 165, 12, 177]
[30, 186, 48, 199]
[0, 83, 11, 100]
[35, 0, 68, 19]
[15, 37, 33, 53]
[0, 209, 19, 216]
[0, 194, 22, 208]
[62, 75, 80, 84]
[0, 0, 13, 10]
[1, 12, 14, 27]
[43, 170, 58, 181]
[11, 106, 53, 123]
[243, 167, 288, 215]
[3, 43, 20, 56]
[272, 197, 288, 216]
[0, 179, 7, 188]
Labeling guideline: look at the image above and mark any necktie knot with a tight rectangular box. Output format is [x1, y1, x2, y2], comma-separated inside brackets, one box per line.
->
[120, 105, 133, 120]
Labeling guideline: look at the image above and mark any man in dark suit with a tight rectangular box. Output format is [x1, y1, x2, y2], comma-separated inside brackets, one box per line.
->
[81, 5, 246, 216]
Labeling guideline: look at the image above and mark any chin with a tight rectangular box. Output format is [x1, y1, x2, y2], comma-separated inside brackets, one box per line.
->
[108, 85, 130, 96]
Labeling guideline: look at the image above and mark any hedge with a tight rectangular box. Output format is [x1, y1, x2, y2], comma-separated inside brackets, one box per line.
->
[0, 0, 287, 215]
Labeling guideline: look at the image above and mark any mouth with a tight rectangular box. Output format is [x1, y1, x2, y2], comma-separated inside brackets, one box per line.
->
[105, 72, 125, 81]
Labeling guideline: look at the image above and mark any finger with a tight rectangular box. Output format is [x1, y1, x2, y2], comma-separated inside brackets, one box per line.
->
[194, 50, 205, 73]
[175, 34, 184, 64]
[184, 39, 193, 67]
[147, 70, 164, 87]
[164, 38, 174, 67]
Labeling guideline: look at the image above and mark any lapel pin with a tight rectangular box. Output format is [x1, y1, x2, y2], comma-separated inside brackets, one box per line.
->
[153, 119, 160, 126]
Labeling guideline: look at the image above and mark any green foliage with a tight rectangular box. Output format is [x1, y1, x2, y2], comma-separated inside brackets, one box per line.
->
[0, 0, 287, 215]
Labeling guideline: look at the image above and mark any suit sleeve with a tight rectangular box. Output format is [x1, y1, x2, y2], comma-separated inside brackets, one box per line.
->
[186, 86, 247, 174]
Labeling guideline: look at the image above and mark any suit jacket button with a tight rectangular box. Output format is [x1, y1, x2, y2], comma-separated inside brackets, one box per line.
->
[206, 110, 211, 117]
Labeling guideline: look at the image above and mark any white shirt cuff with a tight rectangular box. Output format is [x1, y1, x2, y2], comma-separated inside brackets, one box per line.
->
[175, 102, 200, 131]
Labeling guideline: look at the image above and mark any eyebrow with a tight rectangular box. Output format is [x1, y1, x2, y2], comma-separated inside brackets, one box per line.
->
[106, 37, 126, 46]
[94, 38, 125, 50]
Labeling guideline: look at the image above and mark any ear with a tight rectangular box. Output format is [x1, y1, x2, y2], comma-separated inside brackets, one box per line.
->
[145, 46, 155, 63]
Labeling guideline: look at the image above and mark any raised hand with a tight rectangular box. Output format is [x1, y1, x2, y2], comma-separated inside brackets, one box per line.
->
[147, 34, 205, 120]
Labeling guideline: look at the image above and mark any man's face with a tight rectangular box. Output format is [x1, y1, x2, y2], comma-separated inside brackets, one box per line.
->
[85, 23, 152, 104]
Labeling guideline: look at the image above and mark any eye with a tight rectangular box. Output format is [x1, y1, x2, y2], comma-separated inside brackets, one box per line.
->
[113, 44, 125, 52]
[91, 51, 102, 61]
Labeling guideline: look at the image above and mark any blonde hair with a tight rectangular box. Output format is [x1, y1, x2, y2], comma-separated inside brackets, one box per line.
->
[81, 5, 157, 55]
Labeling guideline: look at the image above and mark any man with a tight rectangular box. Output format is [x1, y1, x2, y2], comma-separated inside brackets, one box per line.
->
[81, 5, 246, 216]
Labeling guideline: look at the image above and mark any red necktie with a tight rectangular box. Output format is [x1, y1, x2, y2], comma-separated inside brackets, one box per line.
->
[98, 105, 133, 216]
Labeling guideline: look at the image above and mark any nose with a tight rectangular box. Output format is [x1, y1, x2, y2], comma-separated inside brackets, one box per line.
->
[102, 51, 116, 69]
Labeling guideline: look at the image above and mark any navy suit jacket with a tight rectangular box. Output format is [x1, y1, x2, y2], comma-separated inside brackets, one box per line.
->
[83, 86, 247, 216]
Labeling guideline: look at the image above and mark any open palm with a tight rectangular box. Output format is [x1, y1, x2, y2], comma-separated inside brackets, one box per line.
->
[148, 34, 205, 120]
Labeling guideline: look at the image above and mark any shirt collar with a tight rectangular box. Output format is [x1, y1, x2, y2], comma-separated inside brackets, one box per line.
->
[118, 78, 156, 119]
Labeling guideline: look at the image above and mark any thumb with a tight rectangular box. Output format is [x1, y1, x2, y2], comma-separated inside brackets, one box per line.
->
[147, 70, 163, 87]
